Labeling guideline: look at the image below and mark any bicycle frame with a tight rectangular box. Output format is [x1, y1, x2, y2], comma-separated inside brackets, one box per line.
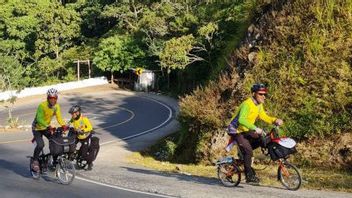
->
[217, 126, 302, 190]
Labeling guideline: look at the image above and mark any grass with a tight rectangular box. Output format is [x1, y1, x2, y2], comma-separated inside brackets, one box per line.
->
[128, 152, 215, 178]
[128, 152, 352, 192]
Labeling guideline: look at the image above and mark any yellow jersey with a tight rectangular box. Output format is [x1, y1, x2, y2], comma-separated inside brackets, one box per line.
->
[70, 115, 93, 140]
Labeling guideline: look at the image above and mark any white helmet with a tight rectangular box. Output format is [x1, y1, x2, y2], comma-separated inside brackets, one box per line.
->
[47, 88, 58, 98]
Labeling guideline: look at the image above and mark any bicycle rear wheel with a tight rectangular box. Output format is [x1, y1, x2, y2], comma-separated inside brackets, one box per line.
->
[76, 157, 88, 169]
[217, 163, 241, 187]
[56, 158, 75, 185]
[278, 161, 301, 190]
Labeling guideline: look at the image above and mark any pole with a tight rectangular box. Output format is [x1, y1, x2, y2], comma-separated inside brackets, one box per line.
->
[77, 60, 80, 81]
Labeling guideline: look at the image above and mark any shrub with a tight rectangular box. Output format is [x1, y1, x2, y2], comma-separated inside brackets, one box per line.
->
[178, 0, 352, 163]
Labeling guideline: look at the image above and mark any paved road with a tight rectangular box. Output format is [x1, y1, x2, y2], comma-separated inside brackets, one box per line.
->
[0, 89, 175, 198]
[1, 87, 352, 198]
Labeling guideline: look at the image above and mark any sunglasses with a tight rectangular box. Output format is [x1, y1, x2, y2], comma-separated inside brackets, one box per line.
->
[48, 97, 58, 100]
[258, 93, 267, 96]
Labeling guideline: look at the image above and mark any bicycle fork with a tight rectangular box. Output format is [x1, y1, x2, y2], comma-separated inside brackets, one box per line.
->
[277, 160, 290, 180]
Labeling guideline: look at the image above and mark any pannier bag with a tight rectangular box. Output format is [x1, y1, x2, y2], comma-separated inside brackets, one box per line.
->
[49, 133, 76, 157]
[267, 141, 297, 161]
[88, 136, 100, 162]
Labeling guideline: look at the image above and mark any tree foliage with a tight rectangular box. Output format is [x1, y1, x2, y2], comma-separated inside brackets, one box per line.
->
[93, 35, 144, 81]
[0, 55, 26, 90]
[34, 2, 81, 59]
[0, 0, 254, 91]
[159, 35, 205, 73]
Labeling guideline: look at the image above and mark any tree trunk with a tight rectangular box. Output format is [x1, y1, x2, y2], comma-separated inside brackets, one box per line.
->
[55, 46, 59, 59]
[167, 69, 170, 90]
[111, 71, 114, 84]
[177, 70, 183, 93]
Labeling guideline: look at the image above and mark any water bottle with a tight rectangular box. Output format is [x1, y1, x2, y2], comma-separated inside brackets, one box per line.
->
[223, 156, 234, 163]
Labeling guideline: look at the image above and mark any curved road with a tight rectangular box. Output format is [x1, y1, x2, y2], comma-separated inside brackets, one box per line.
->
[0, 90, 175, 198]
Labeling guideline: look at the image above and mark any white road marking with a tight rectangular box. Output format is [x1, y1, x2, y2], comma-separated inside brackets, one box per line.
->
[99, 107, 135, 130]
[76, 176, 176, 198]
[101, 96, 173, 145]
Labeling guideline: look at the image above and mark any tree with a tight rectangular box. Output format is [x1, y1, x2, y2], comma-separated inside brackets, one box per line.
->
[159, 34, 206, 88]
[138, 8, 168, 57]
[0, 0, 39, 61]
[34, 2, 81, 60]
[102, 1, 145, 33]
[93, 35, 144, 83]
[0, 55, 26, 127]
[198, 22, 218, 50]
[160, 35, 205, 72]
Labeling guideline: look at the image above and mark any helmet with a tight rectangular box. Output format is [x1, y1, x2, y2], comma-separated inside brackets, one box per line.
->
[68, 104, 81, 114]
[47, 88, 58, 98]
[251, 83, 268, 93]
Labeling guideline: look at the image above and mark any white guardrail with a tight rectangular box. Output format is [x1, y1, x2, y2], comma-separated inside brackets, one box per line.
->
[0, 77, 108, 101]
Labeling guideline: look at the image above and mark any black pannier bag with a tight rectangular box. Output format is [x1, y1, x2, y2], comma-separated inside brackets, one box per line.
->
[49, 132, 76, 157]
[88, 136, 100, 162]
[267, 142, 297, 161]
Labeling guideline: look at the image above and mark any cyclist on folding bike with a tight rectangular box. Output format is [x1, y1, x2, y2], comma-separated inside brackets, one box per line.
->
[68, 104, 99, 170]
[227, 83, 283, 184]
[31, 88, 68, 172]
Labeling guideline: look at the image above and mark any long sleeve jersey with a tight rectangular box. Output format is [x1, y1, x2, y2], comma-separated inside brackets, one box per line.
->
[34, 101, 65, 131]
[230, 97, 276, 133]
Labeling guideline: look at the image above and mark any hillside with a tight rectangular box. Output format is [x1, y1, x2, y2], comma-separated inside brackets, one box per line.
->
[176, 0, 352, 168]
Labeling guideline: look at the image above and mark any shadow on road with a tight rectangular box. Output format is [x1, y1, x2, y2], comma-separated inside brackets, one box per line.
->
[0, 159, 31, 178]
[119, 166, 291, 191]
[120, 166, 223, 187]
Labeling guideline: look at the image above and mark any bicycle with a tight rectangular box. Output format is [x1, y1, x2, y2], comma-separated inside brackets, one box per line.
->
[216, 126, 302, 190]
[29, 127, 76, 185]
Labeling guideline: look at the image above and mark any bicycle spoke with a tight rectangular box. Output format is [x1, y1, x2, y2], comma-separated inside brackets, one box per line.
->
[278, 162, 301, 190]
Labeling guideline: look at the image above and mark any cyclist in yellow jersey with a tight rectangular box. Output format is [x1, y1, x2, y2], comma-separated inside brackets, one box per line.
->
[31, 88, 68, 172]
[227, 83, 283, 184]
[68, 104, 98, 170]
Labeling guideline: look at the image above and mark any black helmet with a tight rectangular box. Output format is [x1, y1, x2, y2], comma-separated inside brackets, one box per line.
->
[251, 83, 268, 93]
[68, 104, 81, 114]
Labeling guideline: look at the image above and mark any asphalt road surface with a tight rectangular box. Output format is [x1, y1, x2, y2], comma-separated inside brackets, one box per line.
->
[0, 89, 175, 198]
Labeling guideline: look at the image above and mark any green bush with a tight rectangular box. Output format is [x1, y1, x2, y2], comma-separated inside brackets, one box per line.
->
[178, 0, 352, 163]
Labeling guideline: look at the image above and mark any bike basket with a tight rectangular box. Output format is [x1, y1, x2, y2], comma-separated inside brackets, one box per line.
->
[267, 142, 297, 161]
[49, 134, 76, 157]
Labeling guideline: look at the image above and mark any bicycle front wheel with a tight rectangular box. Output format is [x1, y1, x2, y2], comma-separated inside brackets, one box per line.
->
[278, 161, 301, 190]
[56, 158, 75, 185]
[217, 163, 241, 187]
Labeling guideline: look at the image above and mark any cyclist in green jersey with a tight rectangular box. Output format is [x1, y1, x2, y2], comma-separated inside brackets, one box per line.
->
[31, 88, 68, 172]
[227, 83, 283, 184]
